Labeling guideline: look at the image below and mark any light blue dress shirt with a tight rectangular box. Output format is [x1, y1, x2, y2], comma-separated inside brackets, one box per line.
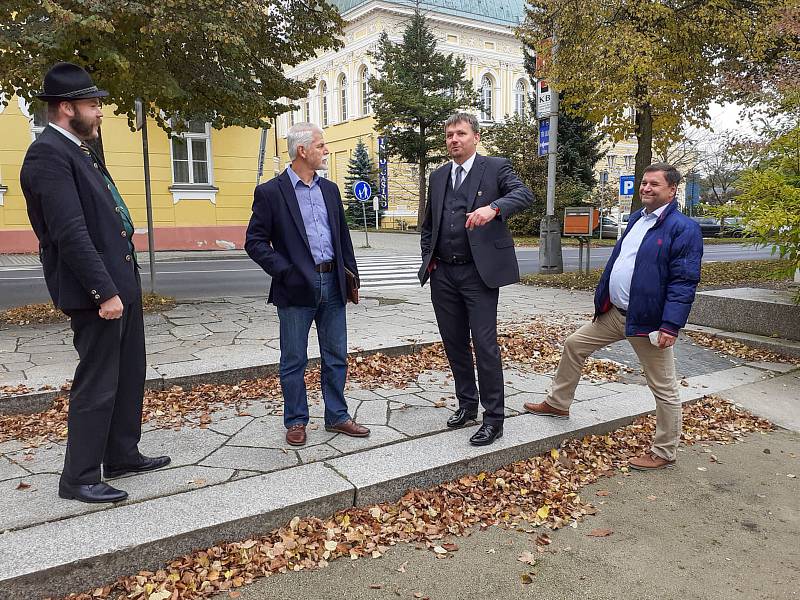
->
[609, 203, 669, 310]
[286, 166, 334, 264]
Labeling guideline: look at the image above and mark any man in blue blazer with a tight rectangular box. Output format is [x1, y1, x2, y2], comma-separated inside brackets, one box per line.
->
[20, 63, 170, 504]
[246, 123, 369, 447]
[419, 112, 534, 446]
[525, 163, 703, 470]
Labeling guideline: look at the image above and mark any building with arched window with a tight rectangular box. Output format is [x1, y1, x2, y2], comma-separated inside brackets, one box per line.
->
[319, 81, 329, 126]
[358, 65, 371, 116]
[513, 79, 527, 117]
[338, 74, 349, 122]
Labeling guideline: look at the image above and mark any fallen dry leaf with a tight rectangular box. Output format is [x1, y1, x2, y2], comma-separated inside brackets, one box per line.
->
[587, 528, 614, 537]
[51, 397, 772, 600]
[517, 552, 537, 566]
[15, 481, 31, 490]
[595, 490, 611, 497]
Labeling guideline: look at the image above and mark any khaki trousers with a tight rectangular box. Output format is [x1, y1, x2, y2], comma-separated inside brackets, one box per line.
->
[547, 308, 682, 461]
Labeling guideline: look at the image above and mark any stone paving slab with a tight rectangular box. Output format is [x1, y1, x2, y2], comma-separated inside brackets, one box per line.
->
[0, 362, 783, 600]
[0, 285, 595, 413]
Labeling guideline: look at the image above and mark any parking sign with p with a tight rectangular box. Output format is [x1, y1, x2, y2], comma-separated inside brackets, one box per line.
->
[619, 175, 635, 197]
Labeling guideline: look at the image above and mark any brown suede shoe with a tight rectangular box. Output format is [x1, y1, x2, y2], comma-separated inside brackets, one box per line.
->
[286, 424, 307, 446]
[629, 451, 675, 471]
[523, 400, 570, 419]
[325, 419, 370, 437]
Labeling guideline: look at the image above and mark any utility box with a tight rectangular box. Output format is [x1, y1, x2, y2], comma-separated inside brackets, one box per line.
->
[563, 206, 597, 236]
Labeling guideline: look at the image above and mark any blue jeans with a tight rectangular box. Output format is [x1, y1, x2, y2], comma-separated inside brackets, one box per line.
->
[277, 271, 350, 428]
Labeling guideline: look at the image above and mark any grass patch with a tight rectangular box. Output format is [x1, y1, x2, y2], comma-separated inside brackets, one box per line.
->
[514, 236, 749, 248]
[522, 259, 794, 292]
[514, 237, 618, 247]
[1, 292, 177, 326]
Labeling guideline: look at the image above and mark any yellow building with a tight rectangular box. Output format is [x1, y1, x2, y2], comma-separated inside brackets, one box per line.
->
[0, 0, 529, 252]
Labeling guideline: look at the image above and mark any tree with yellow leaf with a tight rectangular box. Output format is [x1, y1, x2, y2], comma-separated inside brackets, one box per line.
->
[519, 0, 789, 211]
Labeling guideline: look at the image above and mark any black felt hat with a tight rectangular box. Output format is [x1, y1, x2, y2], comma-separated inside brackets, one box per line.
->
[35, 62, 109, 101]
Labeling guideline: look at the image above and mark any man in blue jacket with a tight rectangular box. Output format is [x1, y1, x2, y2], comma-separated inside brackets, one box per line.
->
[525, 163, 703, 470]
[245, 123, 369, 447]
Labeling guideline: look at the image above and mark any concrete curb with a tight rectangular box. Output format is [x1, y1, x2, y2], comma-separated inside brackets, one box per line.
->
[0, 365, 771, 599]
[0, 341, 440, 415]
[684, 324, 800, 358]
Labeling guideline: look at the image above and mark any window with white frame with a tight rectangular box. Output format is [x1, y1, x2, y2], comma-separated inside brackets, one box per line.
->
[319, 81, 329, 127]
[607, 154, 616, 171]
[624, 155, 634, 170]
[338, 74, 348, 121]
[304, 97, 311, 123]
[513, 80, 527, 117]
[359, 65, 371, 116]
[480, 75, 494, 122]
[171, 120, 212, 185]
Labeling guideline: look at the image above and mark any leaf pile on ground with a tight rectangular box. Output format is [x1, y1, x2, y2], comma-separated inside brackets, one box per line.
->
[0, 293, 176, 327]
[684, 331, 800, 365]
[1, 317, 623, 445]
[53, 396, 772, 600]
[522, 259, 794, 292]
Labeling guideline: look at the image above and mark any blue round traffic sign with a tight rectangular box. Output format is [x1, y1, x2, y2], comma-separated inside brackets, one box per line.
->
[353, 181, 372, 202]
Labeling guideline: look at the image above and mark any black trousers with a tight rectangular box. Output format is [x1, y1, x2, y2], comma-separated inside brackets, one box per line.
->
[430, 261, 504, 425]
[62, 297, 146, 484]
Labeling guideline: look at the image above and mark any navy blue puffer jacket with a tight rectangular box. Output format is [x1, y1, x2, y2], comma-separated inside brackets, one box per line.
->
[594, 201, 703, 337]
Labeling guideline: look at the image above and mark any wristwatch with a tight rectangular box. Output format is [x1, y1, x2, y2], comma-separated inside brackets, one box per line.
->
[490, 201, 500, 215]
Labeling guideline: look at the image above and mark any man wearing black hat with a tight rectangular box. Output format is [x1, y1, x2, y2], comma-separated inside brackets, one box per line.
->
[20, 62, 170, 503]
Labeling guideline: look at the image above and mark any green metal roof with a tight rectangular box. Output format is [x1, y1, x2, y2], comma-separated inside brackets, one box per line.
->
[331, 0, 526, 26]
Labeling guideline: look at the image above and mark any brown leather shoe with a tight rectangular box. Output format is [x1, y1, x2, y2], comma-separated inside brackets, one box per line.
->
[325, 419, 370, 437]
[629, 451, 675, 470]
[286, 424, 307, 446]
[523, 400, 570, 419]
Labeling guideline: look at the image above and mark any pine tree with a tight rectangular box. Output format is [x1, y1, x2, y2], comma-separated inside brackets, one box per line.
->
[343, 139, 378, 228]
[370, 11, 479, 226]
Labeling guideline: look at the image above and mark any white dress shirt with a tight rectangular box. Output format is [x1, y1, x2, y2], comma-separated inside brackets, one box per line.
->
[451, 152, 477, 188]
[49, 123, 82, 146]
[608, 203, 669, 310]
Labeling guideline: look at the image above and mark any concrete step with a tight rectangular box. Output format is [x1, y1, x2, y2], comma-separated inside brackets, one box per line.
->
[0, 365, 777, 599]
[689, 287, 799, 341]
[685, 324, 800, 358]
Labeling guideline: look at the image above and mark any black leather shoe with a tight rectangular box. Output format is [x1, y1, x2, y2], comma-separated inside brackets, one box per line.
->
[104, 455, 171, 479]
[469, 423, 503, 446]
[447, 408, 479, 428]
[58, 481, 128, 503]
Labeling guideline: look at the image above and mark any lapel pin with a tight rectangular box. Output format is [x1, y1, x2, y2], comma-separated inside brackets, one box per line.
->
[477, 191, 482, 197]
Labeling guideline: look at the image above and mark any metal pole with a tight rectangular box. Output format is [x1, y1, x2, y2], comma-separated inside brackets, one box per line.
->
[538, 33, 563, 274]
[586, 236, 591, 272]
[578, 239, 583, 274]
[361, 202, 370, 248]
[140, 108, 156, 293]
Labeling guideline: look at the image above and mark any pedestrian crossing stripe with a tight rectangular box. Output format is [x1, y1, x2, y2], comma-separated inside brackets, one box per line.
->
[356, 255, 421, 289]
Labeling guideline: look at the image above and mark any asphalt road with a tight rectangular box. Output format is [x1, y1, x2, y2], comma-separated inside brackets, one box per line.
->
[0, 243, 778, 309]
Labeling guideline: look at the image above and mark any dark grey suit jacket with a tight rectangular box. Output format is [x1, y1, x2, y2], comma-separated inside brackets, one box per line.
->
[418, 154, 533, 288]
[20, 127, 140, 310]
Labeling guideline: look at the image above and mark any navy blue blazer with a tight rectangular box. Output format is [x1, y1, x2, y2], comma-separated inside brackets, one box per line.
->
[245, 170, 358, 308]
[418, 154, 533, 288]
[20, 127, 140, 311]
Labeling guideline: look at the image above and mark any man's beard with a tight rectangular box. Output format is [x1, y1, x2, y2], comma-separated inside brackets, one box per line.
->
[69, 112, 96, 139]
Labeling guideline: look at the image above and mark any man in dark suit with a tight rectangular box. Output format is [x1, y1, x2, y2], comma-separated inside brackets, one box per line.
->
[20, 63, 170, 503]
[419, 112, 533, 446]
[245, 122, 370, 447]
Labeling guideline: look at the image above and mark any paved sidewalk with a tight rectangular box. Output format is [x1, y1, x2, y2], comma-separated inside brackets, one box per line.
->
[0, 286, 593, 405]
[1, 282, 797, 598]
